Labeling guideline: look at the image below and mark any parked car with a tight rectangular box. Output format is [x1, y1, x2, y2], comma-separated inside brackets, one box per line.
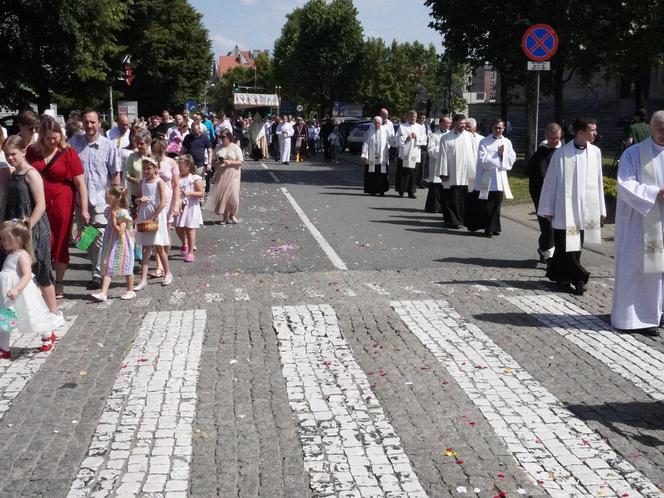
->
[346, 120, 372, 154]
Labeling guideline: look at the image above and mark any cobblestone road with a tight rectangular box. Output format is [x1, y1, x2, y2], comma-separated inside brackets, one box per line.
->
[0, 158, 662, 498]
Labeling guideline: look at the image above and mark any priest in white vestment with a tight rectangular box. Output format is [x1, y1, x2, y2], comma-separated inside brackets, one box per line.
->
[466, 118, 483, 187]
[466, 119, 516, 237]
[361, 116, 390, 196]
[425, 118, 450, 213]
[437, 114, 476, 228]
[395, 110, 427, 198]
[611, 111, 664, 334]
[278, 117, 294, 164]
[538, 117, 605, 296]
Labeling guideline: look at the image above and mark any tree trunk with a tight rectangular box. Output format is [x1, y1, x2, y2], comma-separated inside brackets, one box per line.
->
[500, 83, 508, 121]
[525, 71, 538, 161]
[552, 61, 564, 126]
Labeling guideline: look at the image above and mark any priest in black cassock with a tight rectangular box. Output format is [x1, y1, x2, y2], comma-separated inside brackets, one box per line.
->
[361, 116, 390, 196]
[524, 122, 562, 263]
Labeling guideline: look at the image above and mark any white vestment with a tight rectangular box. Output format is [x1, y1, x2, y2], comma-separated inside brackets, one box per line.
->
[473, 135, 516, 197]
[278, 122, 294, 163]
[398, 123, 425, 168]
[426, 130, 447, 183]
[383, 119, 396, 148]
[611, 139, 664, 329]
[361, 127, 389, 173]
[436, 130, 476, 188]
[469, 133, 484, 186]
[537, 141, 606, 238]
[107, 126, 131, 149]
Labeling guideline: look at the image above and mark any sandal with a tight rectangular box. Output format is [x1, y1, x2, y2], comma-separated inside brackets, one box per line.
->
[148, 269, 164, 279]
[55, 281, 64, 299]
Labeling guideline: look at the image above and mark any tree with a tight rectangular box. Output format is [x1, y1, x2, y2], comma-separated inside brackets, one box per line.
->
[273, 0, 364, 115]
[0, 0, 129, 112]
[118, 0, 213, 115]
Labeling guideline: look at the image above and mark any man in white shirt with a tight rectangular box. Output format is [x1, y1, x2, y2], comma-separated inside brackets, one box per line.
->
[437, 114, 476, 228]
[611, 110, 664, 334]
[362, 116, 390, 196]
[396, 110, 427, 198]
[424, 118, 451, 213]
[106, 113, 131, 149]
[466, 119, 516, 238]
[538, 117, 605, 296]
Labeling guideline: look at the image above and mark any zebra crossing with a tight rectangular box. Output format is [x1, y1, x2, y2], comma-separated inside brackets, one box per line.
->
[1, 286, 664, 497]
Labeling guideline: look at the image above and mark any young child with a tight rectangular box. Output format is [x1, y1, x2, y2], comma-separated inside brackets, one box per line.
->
[174, 155, 204, 262]
[91, 186, 135, 302]
[134, 157, 172, 290]
[0, 219, 56, 359]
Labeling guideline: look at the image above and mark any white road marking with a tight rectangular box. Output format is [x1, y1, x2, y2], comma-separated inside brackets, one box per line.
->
[392, 300, 660, 497]
[0, 317, 76, 420]
[204, 293, 222, 303]
[273, 305, 426, 497]
[507, 294, 664, 401]
[280, 187, 348, 271]
[260, 162, 281, 183]
[270, 292, 289, 300]
[233, 288, 250, 302]
[67, 310, 206, 497]
[405, 285, 425, 295]
[169, 290, 186, 306]
[364, 283, 390, 296]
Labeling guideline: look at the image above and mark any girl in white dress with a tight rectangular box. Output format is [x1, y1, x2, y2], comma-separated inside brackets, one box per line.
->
[174, 155, 204, 262]
[134, 158, 172, 289]
[0, 219, 56, 359]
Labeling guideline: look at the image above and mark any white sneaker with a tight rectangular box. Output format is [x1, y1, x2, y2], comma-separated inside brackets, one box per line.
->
[51, 311, 65, 329]
[162, 274, 173, 286]
[134, 281, 147, 291]
[121, 291, 136, 300]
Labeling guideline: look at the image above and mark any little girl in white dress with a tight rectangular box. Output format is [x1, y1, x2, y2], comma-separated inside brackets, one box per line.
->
[0, 219, 56, 359]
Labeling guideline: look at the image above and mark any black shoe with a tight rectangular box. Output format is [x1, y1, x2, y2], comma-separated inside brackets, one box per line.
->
[379, 192, 385, 196]
[572, 280, 586, 296]
[408, 194, 417, 199]
[538, 250, 546, 264]
[492, 231, 500, 236]
[283, 162, 289, 165]
[399, 192, 404, 197]
[484, 230, 492, 238]
[444, 222, 460, 229]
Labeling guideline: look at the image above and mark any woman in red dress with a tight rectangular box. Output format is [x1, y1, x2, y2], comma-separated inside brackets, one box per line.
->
[27, 116, 90, 298]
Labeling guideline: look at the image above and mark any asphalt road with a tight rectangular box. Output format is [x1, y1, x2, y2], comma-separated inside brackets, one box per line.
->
[0, 153, 660, 498]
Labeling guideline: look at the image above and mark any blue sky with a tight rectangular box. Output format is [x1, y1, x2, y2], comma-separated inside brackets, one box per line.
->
[189, 0, 442, 58]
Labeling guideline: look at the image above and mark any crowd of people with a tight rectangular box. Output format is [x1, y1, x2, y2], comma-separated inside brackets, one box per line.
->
[0, 107, 247, 359]
[360, 106, 664, 337]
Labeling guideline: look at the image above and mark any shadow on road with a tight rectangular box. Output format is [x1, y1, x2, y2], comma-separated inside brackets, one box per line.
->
[565, 401, 664, 447]
[435, 257, 541, 268]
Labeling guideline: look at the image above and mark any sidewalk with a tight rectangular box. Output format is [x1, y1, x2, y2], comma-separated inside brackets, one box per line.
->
[502, 202, 615, 259]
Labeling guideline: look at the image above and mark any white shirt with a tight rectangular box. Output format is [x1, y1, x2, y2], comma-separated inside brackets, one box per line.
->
[473, 134, 516, 192]
[107, 126, 131, 149]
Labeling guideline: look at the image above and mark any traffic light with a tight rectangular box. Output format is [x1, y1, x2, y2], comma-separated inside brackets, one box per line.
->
[233, 82, 239, 93]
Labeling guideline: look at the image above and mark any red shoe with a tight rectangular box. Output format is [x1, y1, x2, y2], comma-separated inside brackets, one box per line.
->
[0, 349, 11, 360]
[49, 332, 57, 343]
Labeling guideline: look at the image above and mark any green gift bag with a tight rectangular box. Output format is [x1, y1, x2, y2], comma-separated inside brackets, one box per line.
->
[75, 225, 102, 251]
[0, 307, 17, 333]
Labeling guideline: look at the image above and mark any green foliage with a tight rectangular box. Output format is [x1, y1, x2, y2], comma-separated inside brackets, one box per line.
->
[119, 0, 213, 115]
[603, 176, 618, 199]
[273, 0, 364, 114]
[0, 0, 129, 111]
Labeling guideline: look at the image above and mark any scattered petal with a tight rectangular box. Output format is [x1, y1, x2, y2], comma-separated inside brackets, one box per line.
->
[455, 459, 464, 465]
[517, 489, 527, 495]
[456, 486, 467, 493]
[444, 448, 457, 457]
[79, 371, 87, 377]
[229, 359, 238, 365]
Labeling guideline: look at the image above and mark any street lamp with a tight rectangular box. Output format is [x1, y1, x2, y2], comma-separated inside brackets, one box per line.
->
[275, 85, 282, 116]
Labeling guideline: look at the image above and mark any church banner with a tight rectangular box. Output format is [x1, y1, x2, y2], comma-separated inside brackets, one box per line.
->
[233, 93, 280, 108]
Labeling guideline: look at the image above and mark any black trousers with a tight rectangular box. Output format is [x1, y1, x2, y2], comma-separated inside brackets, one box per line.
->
[465, 191, 503, 233]
[425, 183, 443, 213]
[529, 179, 554, 256]
[547, 229, 590, 284]
[441, 185, 468, 226]
[395, 160, 417, 195]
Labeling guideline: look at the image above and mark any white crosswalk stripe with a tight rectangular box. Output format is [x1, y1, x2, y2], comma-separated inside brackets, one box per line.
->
[67, 310, 206, 497]
[392, 300, 660, 497]
[0, 316, 76, 420]
[273, 304, 427, 497]
[506, 294, 664, 401]
[234, 287, 250, 301]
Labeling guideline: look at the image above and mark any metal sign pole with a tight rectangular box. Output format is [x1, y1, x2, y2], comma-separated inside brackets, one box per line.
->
[535, 71, 540, 147]
[109, 85, 114, 124]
